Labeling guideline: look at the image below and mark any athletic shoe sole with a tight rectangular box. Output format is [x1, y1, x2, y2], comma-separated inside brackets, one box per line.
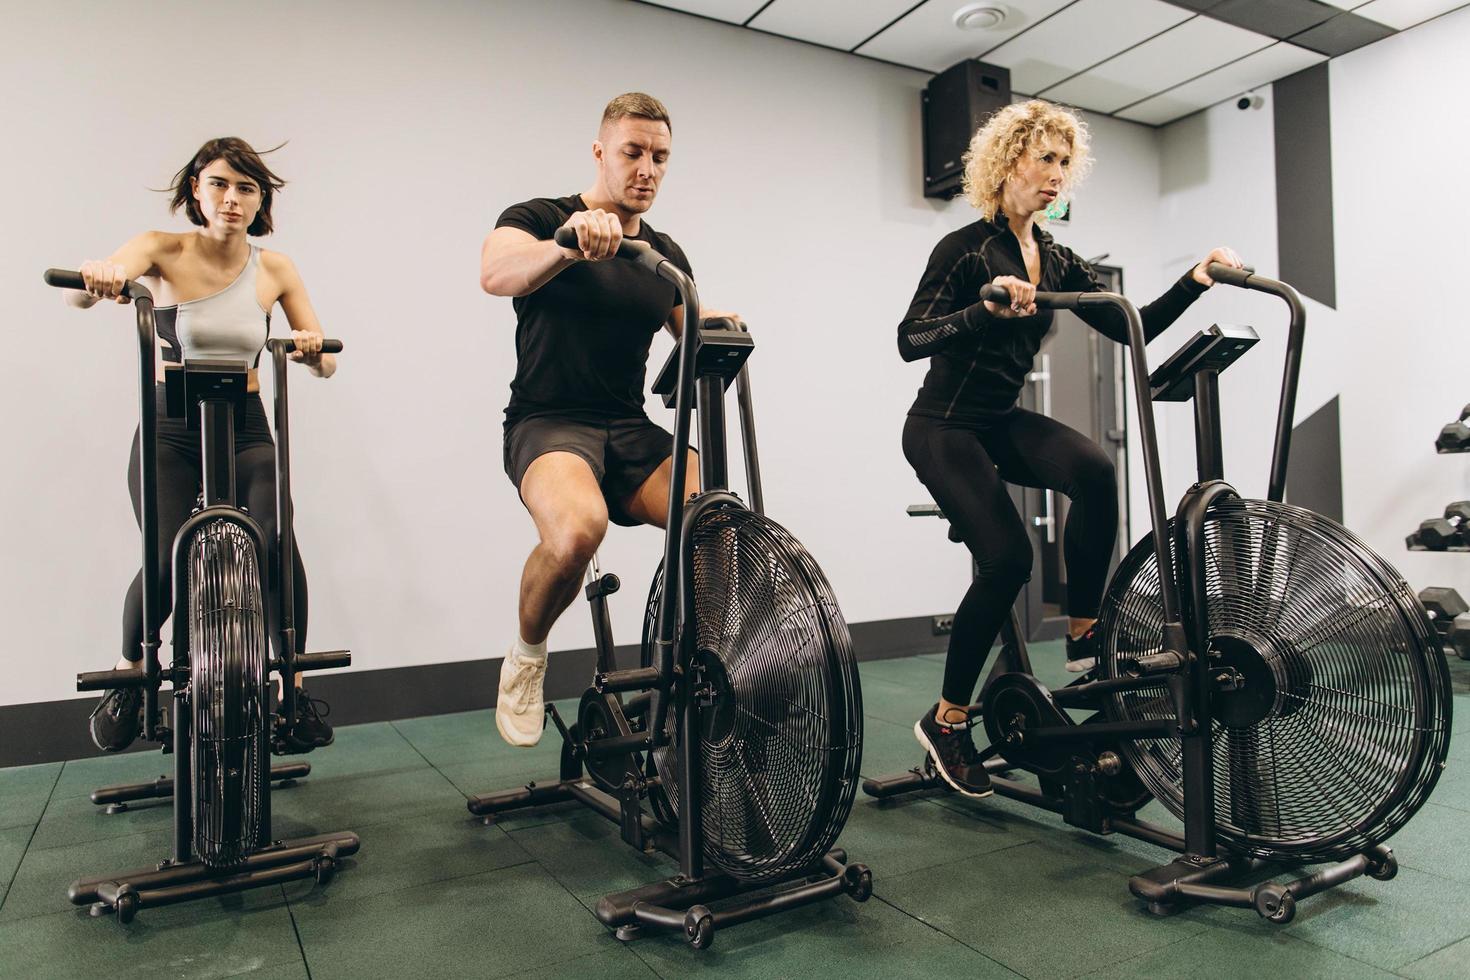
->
[912, 720, 993, 799]
[495, 703, 544, 748]
[1065, 657, 1097, 673]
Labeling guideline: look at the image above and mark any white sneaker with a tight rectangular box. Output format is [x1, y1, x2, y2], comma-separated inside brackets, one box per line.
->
[495, 646, 547, 747]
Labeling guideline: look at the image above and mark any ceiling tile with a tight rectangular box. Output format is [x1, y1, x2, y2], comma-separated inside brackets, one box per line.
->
[1116, 41, 1325, 123]
[636, 0, 771, 24]
[1041, 15, 1273, 112]
[1348, 0, 1468, 29]
[748, 0, 920, 50]
[1289, 9, 1398, 53]
[856, 0, 1076, 73]
[984, 0, 1194, 93]
[1203, 0, 1341, 37]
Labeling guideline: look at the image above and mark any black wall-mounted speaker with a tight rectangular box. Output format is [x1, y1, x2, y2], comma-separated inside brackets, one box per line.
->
[922, 60, 1011, 200]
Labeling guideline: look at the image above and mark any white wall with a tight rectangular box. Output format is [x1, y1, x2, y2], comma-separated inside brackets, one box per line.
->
[1152, 6, 1470, 596]
[0, 0, 1166, 706]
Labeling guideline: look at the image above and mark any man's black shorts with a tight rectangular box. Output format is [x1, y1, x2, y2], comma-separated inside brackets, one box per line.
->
[504, 415, 676, 526]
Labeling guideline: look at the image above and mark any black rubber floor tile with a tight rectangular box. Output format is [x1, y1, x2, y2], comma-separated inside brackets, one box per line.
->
[51, 750, 179, 802]
[858, 715, 932, 779]
[291, 861, 615, 980]
[0, 762, 60, 830]
[1237, 864, 1470, 971]
[0, 882, 300, 978]
[277, 721, 429, 781]
[220, 961, 310, 979]
[0, 823, 32, 911]
[280, 808, 530, 907]
[504, 809, 670, 903]
[1390, 801, 1470, 883]
[1400, 932, 1470, 979]
[267, 764, 466, 838]
[841, 794, 1028, 879]
[0, 828, 172, 924]
[628, 886, 1020, 979]
[28, 783, 175, 850]
[503, 948, 659, 979]
[877, 841, 1210, 978]
[1078, 923, 1399, 979]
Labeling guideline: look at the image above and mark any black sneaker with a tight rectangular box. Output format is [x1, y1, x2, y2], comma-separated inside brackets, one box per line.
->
[1066, 625, 1100, 674]
[89, 686, 143, 752]
[914, 705, 993, 798]
[277, 686, 334, 753]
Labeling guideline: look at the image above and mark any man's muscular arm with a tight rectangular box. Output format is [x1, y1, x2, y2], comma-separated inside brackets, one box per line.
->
[480, 227, 577, 298]
[480, 208, 624, 298]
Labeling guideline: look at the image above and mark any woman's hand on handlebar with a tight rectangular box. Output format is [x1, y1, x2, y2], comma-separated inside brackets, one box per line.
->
[983, 275, 1037, 318]
[559, 209, 623, 262]
[1191, 246, 1245, 286]
[79, 260, 131, 304]
[288, 330, 325, 367]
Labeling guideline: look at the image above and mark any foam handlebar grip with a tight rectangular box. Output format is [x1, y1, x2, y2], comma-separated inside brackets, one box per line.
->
[979, 284, 1011, 304]
[980, 283, 1086, 310]
[1206, 262, 1253, 288]
[552, 226, 664, 270]
[268, 338, 344, 355]
[43, 268, 86, 290]
[44, 267, 151, 301]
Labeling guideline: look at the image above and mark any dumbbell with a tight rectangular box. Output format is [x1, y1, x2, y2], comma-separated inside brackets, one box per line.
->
[1418, 587, 1470, 658]
[1448, 614, 1470, 660]
[1436, 403, 1470, 453]
[1408, 518, 1466, 550]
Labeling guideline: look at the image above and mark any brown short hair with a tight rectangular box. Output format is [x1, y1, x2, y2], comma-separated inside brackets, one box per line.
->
[600, 93, 671, 135]
[168, 137, 286, 236]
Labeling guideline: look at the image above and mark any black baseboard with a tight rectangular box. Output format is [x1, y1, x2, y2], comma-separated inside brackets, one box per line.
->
[0, 615, 943, 768]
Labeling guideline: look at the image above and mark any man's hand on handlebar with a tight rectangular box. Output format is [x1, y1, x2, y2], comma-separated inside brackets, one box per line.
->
[79, 260, 131, 304]
[558, 209, 624, 262]
[1192, 246, 1246, 287]
[983, 275, 1038, 318]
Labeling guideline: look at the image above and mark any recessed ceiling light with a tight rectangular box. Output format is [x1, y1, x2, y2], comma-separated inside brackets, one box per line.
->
[953, 3, 1008, 30]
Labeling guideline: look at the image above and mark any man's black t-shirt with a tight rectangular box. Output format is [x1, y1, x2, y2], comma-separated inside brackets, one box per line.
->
[496, 194, 693, 426]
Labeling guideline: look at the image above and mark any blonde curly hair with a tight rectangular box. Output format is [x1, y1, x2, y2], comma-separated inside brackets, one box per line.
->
[961, 99, 1092, 223]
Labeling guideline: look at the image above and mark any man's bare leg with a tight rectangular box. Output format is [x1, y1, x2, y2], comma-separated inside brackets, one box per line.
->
[619, 450, 701, 529]
[518, 452, 610, 642]
[497, 452, 609, 746]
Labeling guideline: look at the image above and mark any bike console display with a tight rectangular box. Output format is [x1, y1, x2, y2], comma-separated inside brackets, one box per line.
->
[651, 327, 754, 409]
[1148, 325, 1259, 402]
[165, 359, 251, 429]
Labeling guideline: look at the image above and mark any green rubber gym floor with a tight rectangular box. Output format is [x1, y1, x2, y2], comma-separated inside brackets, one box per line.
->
[3, 643, 1468, 979]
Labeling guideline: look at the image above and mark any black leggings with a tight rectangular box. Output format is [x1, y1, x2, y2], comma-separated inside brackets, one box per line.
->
[120, 386, 308, 665]
[902, 409, 1118, 706]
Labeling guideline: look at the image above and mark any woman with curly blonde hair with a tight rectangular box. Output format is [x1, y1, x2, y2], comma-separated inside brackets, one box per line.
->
[898, 99, 1244, 799]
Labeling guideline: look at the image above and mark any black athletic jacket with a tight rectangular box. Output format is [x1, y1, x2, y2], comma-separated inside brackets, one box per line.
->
[898, 215, 1206, 421]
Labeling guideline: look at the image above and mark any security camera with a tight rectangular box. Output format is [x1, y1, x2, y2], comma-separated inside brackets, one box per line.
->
[1237, 93, 1264, 111]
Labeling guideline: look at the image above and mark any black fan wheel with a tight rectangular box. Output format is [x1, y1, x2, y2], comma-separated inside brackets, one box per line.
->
[1097, 497, 1453, 865]
[644, 503, 863, 884]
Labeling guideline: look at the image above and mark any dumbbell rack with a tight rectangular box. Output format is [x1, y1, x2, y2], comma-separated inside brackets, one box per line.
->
[1410, 401, 1470, 659]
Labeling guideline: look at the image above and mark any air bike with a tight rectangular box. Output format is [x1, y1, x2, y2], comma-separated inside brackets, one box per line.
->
[44, 269, 360, 923]
[864, 267, 1451, 922]
[468, 230, 871, 949]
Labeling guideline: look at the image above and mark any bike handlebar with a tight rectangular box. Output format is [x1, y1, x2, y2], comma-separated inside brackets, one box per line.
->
[44, 268, 153, 302]
[552, 226, 667, 275]
[980, 283, 1137, 311]
[266, 338, 344, 355]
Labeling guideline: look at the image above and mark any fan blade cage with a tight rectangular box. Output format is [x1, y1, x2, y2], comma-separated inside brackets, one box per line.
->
[648, 506, 863, 882]
[1097, 497, 1452, 863]
[189, 519, 268, 869]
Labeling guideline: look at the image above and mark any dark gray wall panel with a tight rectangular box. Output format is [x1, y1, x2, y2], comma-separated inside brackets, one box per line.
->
[1274, 62, 1337, 308]
[1286, 395, 1344, 524]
